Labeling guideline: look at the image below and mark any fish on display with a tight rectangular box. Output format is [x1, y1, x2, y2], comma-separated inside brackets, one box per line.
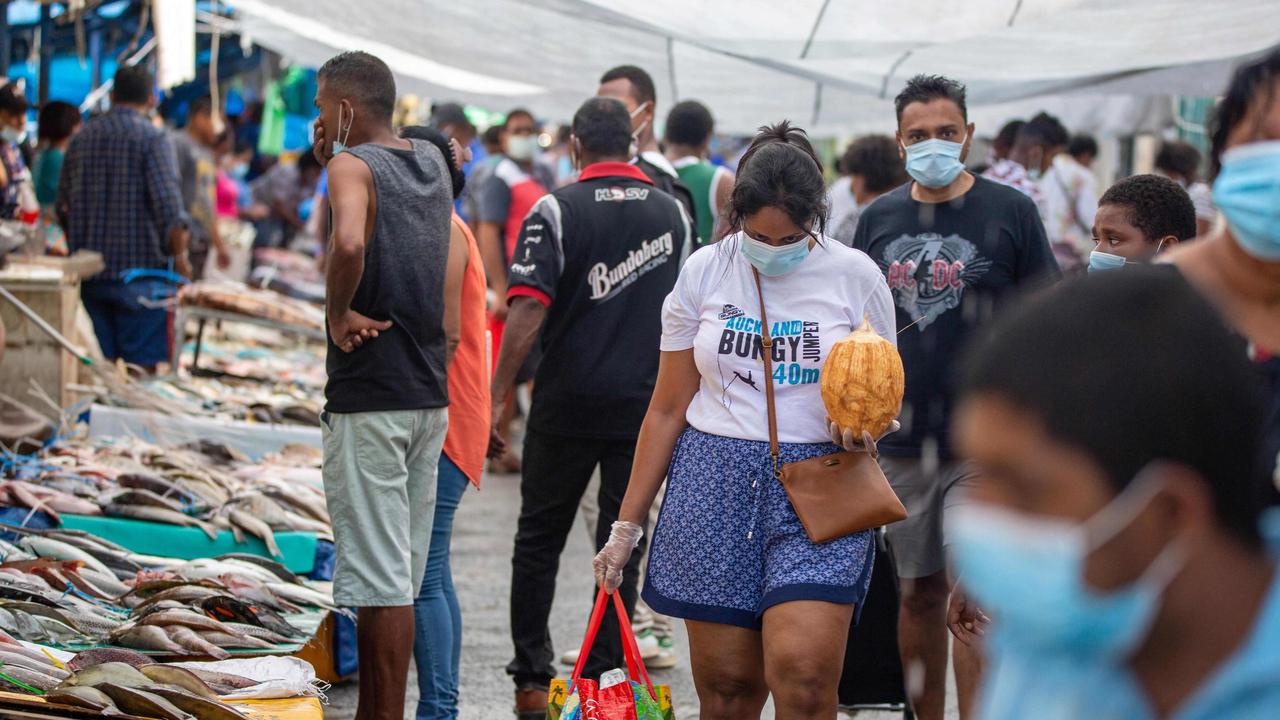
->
[200, 596, 303, 638]
[166, 625, 232, 660]
[117, 473, 208, 512]
[148, 685, 251, 720]
[102, 503, 220, 541]
[46, 686, 121, 714]
[110, 625, 189, 654]
[225, 509, 281, 558]
[0, 649, 70, 679]
[67, 646, 153, 670]
[59, 661, 156, 689]
[137, 609, 247, 636]
[0, 663, 65, 692]
[213, 555, 301, 584]
[138, 664, 221, 698]
[94, 683, 195, 720]
[169, 666, 260, 694]
[195, 631, 275, 650]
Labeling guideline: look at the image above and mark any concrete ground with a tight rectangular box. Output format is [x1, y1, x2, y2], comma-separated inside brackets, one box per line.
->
[325, 466, 957, 719]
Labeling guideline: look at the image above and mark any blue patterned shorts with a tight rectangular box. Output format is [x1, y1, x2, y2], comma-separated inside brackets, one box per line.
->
[642, 427, 875, 630]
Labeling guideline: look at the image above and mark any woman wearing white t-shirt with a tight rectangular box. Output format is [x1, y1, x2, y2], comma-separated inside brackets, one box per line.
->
[594, 122, 896, 717]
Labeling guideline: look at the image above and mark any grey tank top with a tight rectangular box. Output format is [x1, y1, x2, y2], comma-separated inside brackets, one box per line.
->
[324, 139, 453, 413]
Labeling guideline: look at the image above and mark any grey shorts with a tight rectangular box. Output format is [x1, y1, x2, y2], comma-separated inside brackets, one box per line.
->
[321, 407, 448, 607]
[881, 457, 977, 579]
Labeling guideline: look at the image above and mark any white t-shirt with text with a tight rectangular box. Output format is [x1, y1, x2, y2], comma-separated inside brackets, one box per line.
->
[661, 235, 897, 444]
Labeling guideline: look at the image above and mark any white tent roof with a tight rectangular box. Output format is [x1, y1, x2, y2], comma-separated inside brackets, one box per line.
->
[230, 0, 1280, 136]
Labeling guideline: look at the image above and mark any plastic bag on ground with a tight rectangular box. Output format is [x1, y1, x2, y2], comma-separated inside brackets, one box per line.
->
[172, 656, 328, 700]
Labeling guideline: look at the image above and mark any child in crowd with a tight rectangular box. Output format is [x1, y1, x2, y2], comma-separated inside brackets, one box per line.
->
[1089, 173, 1198, 270]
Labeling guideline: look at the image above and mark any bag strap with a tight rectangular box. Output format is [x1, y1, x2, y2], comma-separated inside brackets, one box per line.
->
[752, 268, 782, 480]
[613, 590, 658, 702]
[568, 587, 609, 687]
[569, 588, 659, 702]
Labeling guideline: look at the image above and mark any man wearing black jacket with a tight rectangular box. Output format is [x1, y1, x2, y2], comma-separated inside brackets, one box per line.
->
[490, 96, 693, 719]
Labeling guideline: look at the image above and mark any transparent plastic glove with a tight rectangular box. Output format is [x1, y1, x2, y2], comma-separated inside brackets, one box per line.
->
[593, 521, 643, 592]
[827, 418, 901, 459]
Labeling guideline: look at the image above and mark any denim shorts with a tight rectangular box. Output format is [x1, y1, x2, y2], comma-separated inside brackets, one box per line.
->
[642, 428, 875, 630]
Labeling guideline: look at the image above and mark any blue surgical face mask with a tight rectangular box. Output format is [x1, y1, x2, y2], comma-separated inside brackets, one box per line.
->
[229, 162, 249, 181]
[902, 136, 966, 189]
[740, 232, 811, 276]
[1213, 140, 1280, 261]
[950, 475, 1186, 658]
[1088, 249, 1129, 273]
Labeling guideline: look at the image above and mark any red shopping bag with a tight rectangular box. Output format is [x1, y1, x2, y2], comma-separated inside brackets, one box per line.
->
[568, 677, 639, 720]
[559, 588, 660, 720]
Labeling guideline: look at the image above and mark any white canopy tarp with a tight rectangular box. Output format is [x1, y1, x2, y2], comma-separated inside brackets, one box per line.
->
[230, 0, 1280, 136]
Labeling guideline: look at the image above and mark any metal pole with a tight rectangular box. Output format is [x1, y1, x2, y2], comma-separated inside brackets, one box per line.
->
[38, 1, 52, 105]
[0, 1, 11, 77]
[89, 25, 103, 90]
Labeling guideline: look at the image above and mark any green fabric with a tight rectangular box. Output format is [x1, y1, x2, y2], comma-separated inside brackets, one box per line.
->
[676, 160, 717, 244]
[32, 148, 63, 206]
[257, 81, 287, 157]
[60, 514, 318, 574]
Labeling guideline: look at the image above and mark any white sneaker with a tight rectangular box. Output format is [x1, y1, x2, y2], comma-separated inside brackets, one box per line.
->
[647, 632, 680, 670]
[634, 629, 661, 660]
[559, 630, 668, 666]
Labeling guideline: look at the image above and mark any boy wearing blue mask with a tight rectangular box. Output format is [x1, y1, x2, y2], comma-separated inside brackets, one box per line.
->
[952, 268, 1278, 720]
[1088, 174, 1197, 272]
[851, 73, 1059, 720]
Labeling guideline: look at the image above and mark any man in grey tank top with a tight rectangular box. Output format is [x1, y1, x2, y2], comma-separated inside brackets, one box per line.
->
[314, 51, 452, 720]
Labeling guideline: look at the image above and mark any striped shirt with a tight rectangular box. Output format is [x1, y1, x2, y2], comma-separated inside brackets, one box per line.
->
[57, 107, 187, 278]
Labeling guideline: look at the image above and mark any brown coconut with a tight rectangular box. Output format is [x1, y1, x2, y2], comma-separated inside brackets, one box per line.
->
[820, 316, 905, 437]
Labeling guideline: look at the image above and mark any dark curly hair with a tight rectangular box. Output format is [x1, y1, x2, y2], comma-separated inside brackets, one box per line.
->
[1098, 174, 1197, 243]
[840, 135, 908, 195]
[726, 121, 827, 236]
[1208, 47, 1280, 179]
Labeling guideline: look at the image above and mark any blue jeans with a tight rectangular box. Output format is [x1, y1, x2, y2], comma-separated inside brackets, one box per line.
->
[413, 454, 469, 719]
[81, 279, 171, 368]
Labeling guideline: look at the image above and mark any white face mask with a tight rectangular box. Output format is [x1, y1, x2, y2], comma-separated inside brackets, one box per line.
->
[505, 134, 537, 162]
[331, 103, 353, 156]
[628, 101, 651, 156]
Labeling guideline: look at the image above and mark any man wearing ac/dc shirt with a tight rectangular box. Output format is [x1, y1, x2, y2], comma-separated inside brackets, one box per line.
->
[852, 74, 1059, 720]
[489, 96, 693, 719]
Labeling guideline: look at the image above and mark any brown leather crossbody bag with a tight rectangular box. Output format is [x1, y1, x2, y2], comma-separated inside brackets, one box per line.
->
[752, 268, 907, 544]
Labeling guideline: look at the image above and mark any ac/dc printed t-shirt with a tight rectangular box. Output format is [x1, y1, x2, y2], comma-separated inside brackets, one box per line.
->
[507, 162, 694, 439]
[661, 236, 897, 444]
[852, 176, 1059, 459]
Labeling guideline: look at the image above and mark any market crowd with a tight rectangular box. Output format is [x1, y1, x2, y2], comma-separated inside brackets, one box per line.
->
[18, 43, 1279, 720]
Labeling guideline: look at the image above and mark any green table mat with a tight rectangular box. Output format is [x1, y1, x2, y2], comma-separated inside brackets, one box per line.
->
[60, 514, 318, 574]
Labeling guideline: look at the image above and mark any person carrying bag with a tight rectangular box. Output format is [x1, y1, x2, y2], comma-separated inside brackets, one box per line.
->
[549, 588, 673, 720]
[591, 121, 899, 717]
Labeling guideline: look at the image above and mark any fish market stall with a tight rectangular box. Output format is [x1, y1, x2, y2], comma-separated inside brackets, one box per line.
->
[172, 281, 326, 373]
[0, 432, 342, 716]
[86, 405, 320, 460]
